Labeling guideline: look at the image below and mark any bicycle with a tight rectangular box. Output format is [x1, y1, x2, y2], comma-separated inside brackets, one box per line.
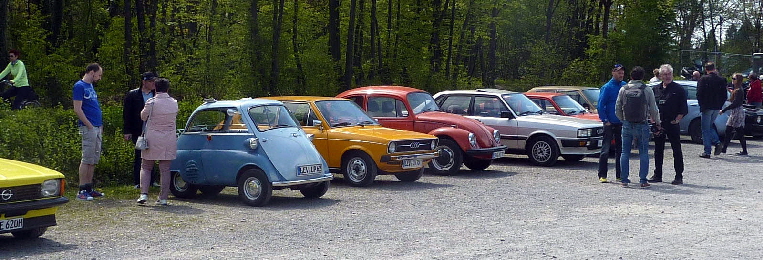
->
[0, 79, 41, 109]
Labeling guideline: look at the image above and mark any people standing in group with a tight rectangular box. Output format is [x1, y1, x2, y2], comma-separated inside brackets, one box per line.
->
[649, 64, 687, 185]
[691, 71, 702, 81]
[73, 63, 105, 201]
[136, 78, 178, 206]
[0, 49, 32, 110]
[720, 73, 748, 156]
[649, 68, 661, 83]
[597, 64, 627, 183]
[748, 73, 762, 108]
[696, 62, 728, 158]
[615, 66, 661, 188]
[123, 72, 158, 189]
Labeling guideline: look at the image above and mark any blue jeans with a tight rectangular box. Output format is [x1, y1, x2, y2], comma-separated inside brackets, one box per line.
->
[620, 121, 650, 184]
[701, 109, 720, 154]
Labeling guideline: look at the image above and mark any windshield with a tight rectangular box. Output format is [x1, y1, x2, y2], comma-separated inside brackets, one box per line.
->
[504, 94, 543, 116]
[582, 89, 600, 107]
[248, 105, 300, 131]
[552, 95, 587, 115]
[315, 100, 378, 127]
[407, 92, 440, 114]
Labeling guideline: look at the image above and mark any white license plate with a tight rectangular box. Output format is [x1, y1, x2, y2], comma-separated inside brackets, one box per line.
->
[597, 140, 603, 147]
[492, 150, 505, 159]
[402, 159, 423, 169]
[0, 217, 23, 231]
[298, 164, 323, 176]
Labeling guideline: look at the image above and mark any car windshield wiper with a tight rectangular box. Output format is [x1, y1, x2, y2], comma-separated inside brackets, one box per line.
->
[358, 120, 376, 126]
[566, 110, 579, 115]
[518, 111, 533, 116]
[332, 122, 353, 127]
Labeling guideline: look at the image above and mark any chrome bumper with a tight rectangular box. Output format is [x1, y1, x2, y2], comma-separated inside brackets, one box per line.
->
[380, 152, 439, 163]
[272, 175, 333, 187]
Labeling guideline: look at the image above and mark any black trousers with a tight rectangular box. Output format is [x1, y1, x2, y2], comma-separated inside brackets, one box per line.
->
[598, 123, 622, 179]
[131, 134, 156, 185]
[722, 126, 747, 153]
[653, 122, 683, 180]
[1, 86, 33, 110]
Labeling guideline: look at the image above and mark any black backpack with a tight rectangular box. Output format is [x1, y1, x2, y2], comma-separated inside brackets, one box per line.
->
[622, 83, 648, 123]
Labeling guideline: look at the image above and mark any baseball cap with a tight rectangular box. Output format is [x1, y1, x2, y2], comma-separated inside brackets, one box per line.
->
[612, 64, 624, 72]
[142, 72, 158, 81]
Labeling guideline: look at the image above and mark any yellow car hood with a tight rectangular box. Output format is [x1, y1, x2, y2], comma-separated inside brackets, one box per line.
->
[330, 125, 436, 143]
[0, 158, 65, 186]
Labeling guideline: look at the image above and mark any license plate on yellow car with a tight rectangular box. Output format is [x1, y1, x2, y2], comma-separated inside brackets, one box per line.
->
[0, 217, 23, 231]
[402, 159, 423, 169]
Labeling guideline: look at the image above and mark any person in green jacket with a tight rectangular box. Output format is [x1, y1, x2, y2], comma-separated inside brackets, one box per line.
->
[0, 49, 33, 110]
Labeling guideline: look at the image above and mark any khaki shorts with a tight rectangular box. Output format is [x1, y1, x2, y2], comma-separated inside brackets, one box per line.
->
[80, 126, 102, 165]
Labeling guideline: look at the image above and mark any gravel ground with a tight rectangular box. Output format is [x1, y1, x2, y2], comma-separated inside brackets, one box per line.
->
[3, 137, 763, 259]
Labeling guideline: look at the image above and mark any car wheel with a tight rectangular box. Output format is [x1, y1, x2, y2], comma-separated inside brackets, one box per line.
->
[394, 168, 424, 182]
[427, 139, 463, 175]
[12, 227, 47, 239]
[463, 157, 492, 171]
[342, 151, 378, 187]
[300, 181, 330, 198]
[561, 154, 585, 162]
[237, 168, 272, 207]
[527, 136, 560, 167]
[170, 171, 198, 199]
[689, 119, 703, 144]
[198, 185, 226, 197]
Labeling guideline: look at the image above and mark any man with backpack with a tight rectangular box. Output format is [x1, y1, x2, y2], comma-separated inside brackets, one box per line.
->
[615, 66, 661, 188]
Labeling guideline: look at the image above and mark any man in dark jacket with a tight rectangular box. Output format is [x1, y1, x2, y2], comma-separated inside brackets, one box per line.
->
[649, 64, 688, 185]
[123, 72, 157, 188]
[696, 62, 727, 158]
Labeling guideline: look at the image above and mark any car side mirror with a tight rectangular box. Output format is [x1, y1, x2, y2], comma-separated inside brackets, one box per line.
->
[401, 110, 409, 117]
[500, 111, 514, 119]
[313, 120, 324, 130]
[582, 103, 591, 110]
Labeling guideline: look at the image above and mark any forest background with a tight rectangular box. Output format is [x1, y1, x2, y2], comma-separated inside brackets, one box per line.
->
[0, 0, 760, 185]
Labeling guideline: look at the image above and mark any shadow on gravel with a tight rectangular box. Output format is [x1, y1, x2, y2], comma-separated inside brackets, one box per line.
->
[0, 236, 76, 256]
[714, 154, 763, 163]
[261, 197, 341, 211]
[170, 192, 341, 210]
[330, 178, 453, 192]
[645, 183, 732, 195]
[451, 170, 517, 179]
[149, 204, 205, 214]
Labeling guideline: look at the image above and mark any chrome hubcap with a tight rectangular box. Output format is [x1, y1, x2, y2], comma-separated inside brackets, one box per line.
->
[243, 177, 262, 200]
[173, 173, 188, 192]
[347, 157, 367, 182]
[433, 146, 455, 170]
[532, 141, 552, 162]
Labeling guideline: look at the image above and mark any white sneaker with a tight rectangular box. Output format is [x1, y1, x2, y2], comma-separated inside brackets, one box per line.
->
[137, 194, 148, 204]
[156, 199, 168, 206]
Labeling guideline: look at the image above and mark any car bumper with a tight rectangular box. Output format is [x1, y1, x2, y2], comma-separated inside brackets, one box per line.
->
[272, 175, 333, 187]
[0, 197, 69, 216]
[0, 197, 68, 234]
[559, 137, 603, 154]
[745, 123, 763, 136]
[465, 145, 508, 159]
[378, 152, 439, 172]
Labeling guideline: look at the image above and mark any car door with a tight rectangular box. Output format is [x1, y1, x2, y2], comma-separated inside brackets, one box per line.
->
[366, 96, 414, 130]
[469, 95, 518, 149]
[197, 108, 254, 185]
[247, 104, 324, 179]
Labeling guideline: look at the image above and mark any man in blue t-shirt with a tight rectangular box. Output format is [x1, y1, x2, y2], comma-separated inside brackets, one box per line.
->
[72, 63, 104, 201]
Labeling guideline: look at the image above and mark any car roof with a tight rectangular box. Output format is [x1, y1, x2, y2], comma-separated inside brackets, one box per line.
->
[531, 86, 599, 91]
[437, 89, 520, 95]
[524, 92, 562, 98]
[647, 80, 697, 88]
[197, 98, 283, 109]
[337, 86, 428, 98]
[263, 96, 349, 102]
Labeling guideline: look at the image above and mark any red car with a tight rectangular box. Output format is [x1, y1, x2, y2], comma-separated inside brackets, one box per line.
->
[337, 86, 506, 175]
[524, 92, 600, 122]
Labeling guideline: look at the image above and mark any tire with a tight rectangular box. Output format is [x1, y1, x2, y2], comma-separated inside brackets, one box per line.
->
[427, 139, 463, 175]
[394, 168, 424, 182]
[561, 154, 585, 162]
[12, 227, 47, 239]
[300, 181, 330, 198]
[237, 168, 272, 207]
[170, 171, 198, 199]
[527, 135, 560, 167]
[20, 100, 41, 109]
[463, 157, 492, 171]
[689, 119, 703, 144]
[342, 151, 378, 187]
[198, 185, 226, 197]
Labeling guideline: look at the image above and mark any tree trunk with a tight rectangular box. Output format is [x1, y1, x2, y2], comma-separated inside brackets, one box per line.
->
[0, 0, 8, 65]
[445, 0, 455, 84]
[601, 0, 612, 38]
[148, 0, 158, 72]
[292, 0, 306, 94]
[136, 0, 147, 72]
[369, 0, 379, 81]
[343, 0, 358, 90]
[206, 0, 218, 97]
[124, 0, 133, 87]
[270, 0, 285, 95]
[487, 1, 498, 87]
[353, 0, 365, 86]
[329, 0, 342, 89]
[429, 0, 444, 73]
[249, 0, 265, 96]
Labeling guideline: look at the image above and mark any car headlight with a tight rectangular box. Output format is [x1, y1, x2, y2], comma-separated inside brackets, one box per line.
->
[388, 141, 396, 153]
[758, 116, 762, 124]
[468, 133, 478, 148]
[247, 138, 259, 150]
[41, 179, 62, 197]
[577, 128, 592, 138]
[431, 139, 437, 150]
[493, 130, 501, 144]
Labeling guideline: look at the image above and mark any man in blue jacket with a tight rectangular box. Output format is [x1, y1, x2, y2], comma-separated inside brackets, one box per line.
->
[597, 64, 626, 183]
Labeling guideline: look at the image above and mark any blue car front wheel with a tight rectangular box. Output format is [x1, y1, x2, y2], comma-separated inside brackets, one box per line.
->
[238, 168, 272, 207]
